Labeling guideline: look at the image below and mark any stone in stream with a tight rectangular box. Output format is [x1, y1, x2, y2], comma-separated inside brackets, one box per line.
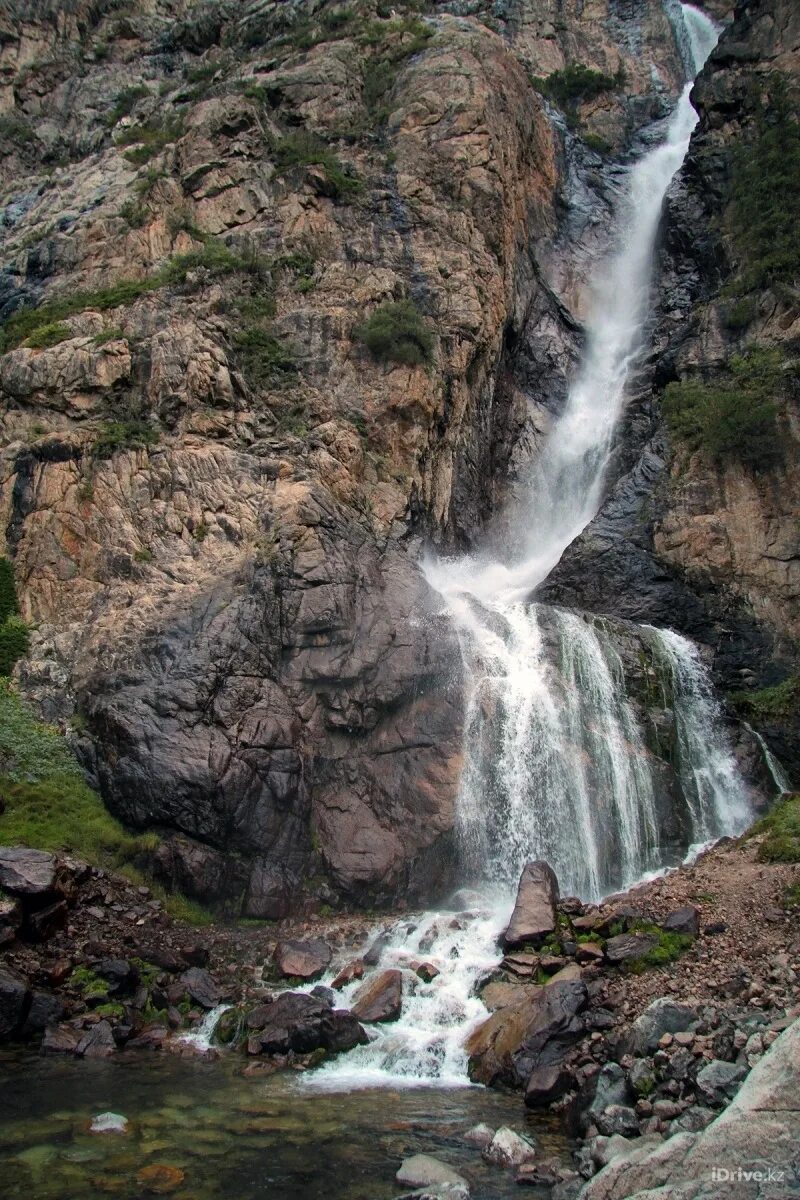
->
[351, 968, 403, 1023]
[501, 861, 559, 950]
[525, 1062, 572, 1106]
[463, 1123, 494, 1148]
[76, 1019, 116, 1058]
[90, 1112, 129, 1134]
[272, 937, 332, 981]
[483, 1126, 537, 1167]
[396, 1154, 468, 1191]
[331, 958, 364, 989]
[247, 991, 367, 1056]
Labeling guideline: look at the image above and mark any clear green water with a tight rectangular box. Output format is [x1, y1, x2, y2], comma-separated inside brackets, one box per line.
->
[0, 1050, 571, 1199]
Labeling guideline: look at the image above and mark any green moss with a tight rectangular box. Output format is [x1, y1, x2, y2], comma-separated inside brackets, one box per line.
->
[583, 132, 612, 156]
[271, 130, 361, 200]
[663, 347, 792, 469]
[95, 1002, 125, 1019]
[726, 77, 800, 293]
[70, 966, 109, 1000]
[355, 299, 433, 366]
[623, 922, 694, 973]
[0, 560, 29, 677]
[750, 793, 800, 863]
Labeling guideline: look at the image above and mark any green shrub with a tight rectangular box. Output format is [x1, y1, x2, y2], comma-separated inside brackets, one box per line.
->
[119, 197, 149, 228]
[0, 616, 30, 676]
[532, 64, 625, 108]
[92, 420, 160, 459]
[0, 111, 34, 148]
[355, 298, 434, 365]
[271, 130, 361, 199]
[116, 114, 184, 164]
[750, 793, 800, 863]
[583, 131, 612, 156]
[105, 84, 149, 128]
[24, 322, 72, 349]
[726, 78, 800, 292]
[0, 559, 18, 626]
[663, 347, 792, 469]
[233, 324, 296, 386]
[729, 676, 799, 722]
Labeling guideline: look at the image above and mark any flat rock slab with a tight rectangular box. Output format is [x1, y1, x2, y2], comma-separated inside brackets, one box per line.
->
[502, 861, 559, 950]
[179, 967, 221, 1010]
[273, 938, 332, 980]
[0, 847, 58, 896]
[351, 968, 403, 1023]
[604, 933, 657, 964]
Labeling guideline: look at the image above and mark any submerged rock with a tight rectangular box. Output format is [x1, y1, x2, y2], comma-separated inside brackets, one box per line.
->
[501, 861, 560, 950]
[396, 1154, 468, 1190]
[90, 1112, 129, 1134]
[483, 1126, 537, 1167]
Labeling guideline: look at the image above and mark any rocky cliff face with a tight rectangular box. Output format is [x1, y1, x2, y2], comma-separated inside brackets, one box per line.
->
[2, 0, 787, 914]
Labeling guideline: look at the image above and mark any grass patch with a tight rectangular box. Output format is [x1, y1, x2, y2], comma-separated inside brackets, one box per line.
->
[623, 924, 694, 973]
[1, 238, 266, 354]
[729, 676, 800, 722]
[233, 325, 297, 387]
[662, 347, 793, 470]
[271, 130, 361, 200]
[726, 77, 800, 294]
[354, 298, 433, 366]
[750, 793, 800, 863]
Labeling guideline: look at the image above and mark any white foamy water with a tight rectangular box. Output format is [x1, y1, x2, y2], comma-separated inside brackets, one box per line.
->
[177, 1004, 231, 1052]
[319, 4, 747, 1091]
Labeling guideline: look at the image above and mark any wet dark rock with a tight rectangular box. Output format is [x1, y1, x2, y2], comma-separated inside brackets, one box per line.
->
[179, 967, 221, 1010]
[629, 999, 698, 1055]
[179, 944, 210, 968]
[247, 991, 367, 1056]
[595, 1105, 640, 1138]
[272, 938, 332, 981]
[695, 1058, 747, 1107]
[363, 932, 391, 966]
[0, 967, 29, 1039]
[76, 1019, 116, 1058]
[22, 990, 64, 1036]
[41, 1022, 81, 1054]
[604, 933, 657, 965]
[351, 969, 403, 1023]
[245, 1003, 275, 1030]
[525, 1062, 573, 1106]
[96, 959, 135, 994]
[502, 861, 560, 950]
[310, 985, 336, 1007]
[660, 906, 700, 937]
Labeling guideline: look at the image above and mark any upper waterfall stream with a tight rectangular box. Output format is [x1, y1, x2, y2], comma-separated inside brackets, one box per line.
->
[315, 2, 752, 1091]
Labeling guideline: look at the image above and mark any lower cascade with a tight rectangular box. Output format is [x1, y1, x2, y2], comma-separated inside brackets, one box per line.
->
[317, 0, 753, 1091]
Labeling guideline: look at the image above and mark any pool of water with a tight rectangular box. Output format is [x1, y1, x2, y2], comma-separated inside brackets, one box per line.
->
[0, 1050, 571, 1199]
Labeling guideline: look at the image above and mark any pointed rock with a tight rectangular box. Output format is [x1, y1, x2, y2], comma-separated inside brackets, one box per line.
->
[501, 861, 559, 950]
[351, 968, 403, 1023]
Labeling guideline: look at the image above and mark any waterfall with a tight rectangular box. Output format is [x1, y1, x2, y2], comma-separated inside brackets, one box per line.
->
[318, 3, 749, 1091]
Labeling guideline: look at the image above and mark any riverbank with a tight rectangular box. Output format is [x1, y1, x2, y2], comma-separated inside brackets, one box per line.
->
[1, 821, 798, 1196]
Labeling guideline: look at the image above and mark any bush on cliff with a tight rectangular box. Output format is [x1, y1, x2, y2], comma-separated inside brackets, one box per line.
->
[532, 63, 625, 108]
[0, 558, 29, 677]
[355, 299, 434, 366]
[662, 347, 792, 470]
[726, 77, 800, 294]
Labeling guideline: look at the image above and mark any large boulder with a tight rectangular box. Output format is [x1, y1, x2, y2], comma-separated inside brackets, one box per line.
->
[604, 933, 657, 965]
[467, 979, 587, 1088]
[272, 938, 332, 981]
[179, 967, 221, 1010]
[247, 992, 367, 1056]
[501, 862, 560, 950]
[351, 969, 403, 1023]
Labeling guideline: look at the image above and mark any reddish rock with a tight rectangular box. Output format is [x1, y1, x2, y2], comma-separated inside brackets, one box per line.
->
[351, 969, 403, 1023]
[502, 862, 560, 950]
[576, 942, 605, 965]
[273, 938, 332, 981]
[413, 961, 440, 983]
[331, 958, 364, 989]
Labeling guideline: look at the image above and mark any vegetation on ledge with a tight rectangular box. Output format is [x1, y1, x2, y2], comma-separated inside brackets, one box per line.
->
[532, 64, 625, 109]
[355, 298, 434, 366]
[0, 558, 29, 677]
[662, 347, 794, 470]
[750, 793, 800, 864]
